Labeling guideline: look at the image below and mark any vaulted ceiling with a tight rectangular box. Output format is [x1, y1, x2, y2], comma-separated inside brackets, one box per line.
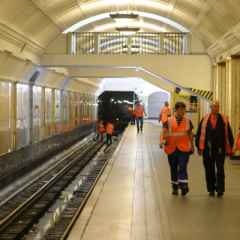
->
[1, 0, 240, 54]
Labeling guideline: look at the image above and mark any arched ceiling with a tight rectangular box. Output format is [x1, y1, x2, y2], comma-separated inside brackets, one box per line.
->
[1, 0, 240, 54]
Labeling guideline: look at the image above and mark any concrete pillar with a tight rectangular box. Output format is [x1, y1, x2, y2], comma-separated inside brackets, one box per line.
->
[231, 57, 240, 135]
[214, 57, 240, 136]
[216, 62, 226, 113]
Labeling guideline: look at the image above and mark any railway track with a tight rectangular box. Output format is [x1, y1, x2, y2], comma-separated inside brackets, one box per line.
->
[43, 143, 117, 240]
[0, 140, 104, 240]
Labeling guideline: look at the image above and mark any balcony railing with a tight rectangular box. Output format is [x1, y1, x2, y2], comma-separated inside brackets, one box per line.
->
[69, 32, 189, 55]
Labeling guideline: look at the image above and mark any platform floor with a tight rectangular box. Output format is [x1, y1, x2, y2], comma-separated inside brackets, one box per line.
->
[67, 121, 240, 240]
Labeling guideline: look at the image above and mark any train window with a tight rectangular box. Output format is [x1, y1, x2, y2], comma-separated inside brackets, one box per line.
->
[16, 83, 30, 149]
[0, 81, 11, 154]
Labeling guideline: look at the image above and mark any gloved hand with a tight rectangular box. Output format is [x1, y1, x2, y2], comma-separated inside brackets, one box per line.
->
[159, 140, 166, 148]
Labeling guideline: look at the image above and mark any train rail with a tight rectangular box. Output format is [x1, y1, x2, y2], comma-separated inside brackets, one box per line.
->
[0, 139, 104, 239]
[43, 143, 117, 240]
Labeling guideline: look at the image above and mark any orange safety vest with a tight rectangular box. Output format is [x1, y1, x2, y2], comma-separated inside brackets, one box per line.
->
[160, 106, 171, 123]
[106, 123, 114, 135]
[163, 116, 192, 155]
[199, 113, 232, 154]
[134, 105, 144, 118]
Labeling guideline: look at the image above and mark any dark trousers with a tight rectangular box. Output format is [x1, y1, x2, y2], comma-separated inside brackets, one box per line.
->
[203, 150, 225, 193]
[168, 150, 190, 189]
[136, 117, 143, 132]
[106, 134, 112, 145]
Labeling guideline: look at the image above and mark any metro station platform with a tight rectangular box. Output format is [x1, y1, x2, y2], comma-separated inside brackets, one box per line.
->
[67, 121, 240, 240]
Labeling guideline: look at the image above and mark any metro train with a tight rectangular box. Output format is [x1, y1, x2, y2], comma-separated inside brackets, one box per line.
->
[97, 91, 138, 133]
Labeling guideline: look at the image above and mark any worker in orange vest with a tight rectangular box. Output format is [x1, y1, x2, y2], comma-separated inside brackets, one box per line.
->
[159, 101, 171, 124]
[106, 120, 114, 145]
[133, 101, 145, 133]
[161, 102, 194, 196]
[195, 101, 234, 197]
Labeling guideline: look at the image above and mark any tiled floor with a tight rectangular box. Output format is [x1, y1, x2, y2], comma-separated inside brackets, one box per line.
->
[68, 122, 240, 240]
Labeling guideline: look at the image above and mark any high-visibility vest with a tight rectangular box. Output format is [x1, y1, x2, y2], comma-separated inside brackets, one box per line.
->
[164, 116, 192, 155]
[199, 113, 232, 154]
[134, 105, 144, 118]
[106, 123, 114, 135]
[160, 106, 171, 123]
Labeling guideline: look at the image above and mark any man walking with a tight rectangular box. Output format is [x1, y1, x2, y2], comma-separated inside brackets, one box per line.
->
[134, 101, 145, 133]
[161, 102, 194, 196]
[195, 101, 234, 197]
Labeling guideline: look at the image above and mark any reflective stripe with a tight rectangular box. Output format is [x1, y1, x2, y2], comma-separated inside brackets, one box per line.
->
[178, 179, 188, 183]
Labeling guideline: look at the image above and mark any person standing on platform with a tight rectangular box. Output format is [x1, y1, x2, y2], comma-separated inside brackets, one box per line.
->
[161, 102, 194, 196]
[159, 101, 171, 124]
[195, 101, 234, 197]
[134, 101, 145, 133]
[106, 120, 114, 145]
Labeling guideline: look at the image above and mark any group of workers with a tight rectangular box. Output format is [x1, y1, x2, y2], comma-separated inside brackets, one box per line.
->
[96, 99, 240, 198]
[95, 120, 114, 145]
[160, 100, 240, 197]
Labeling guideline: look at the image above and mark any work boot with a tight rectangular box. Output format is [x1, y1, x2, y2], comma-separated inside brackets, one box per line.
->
[181, 187, 189, 196]
[172, 184, 178, 195]
[217, 192, 224, 198]
[180, 183, 189, 196]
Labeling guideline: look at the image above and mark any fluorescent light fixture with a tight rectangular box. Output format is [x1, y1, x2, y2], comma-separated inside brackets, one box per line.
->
[63, 11, 189, 33]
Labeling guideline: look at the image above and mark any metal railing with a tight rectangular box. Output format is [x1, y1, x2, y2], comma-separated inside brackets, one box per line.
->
[70, 32, 189, 55]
